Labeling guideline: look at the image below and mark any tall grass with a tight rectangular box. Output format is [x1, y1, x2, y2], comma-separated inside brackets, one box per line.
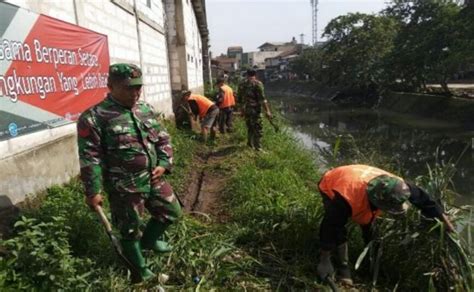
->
[0, 116, 471, 291]
[320, 131, 473, 291]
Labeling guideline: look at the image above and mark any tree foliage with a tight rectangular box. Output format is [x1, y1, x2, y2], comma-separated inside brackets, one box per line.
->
[290, 0, 474, 95]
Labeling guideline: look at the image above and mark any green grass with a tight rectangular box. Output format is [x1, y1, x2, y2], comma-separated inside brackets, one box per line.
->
[0, 117, 471, 291]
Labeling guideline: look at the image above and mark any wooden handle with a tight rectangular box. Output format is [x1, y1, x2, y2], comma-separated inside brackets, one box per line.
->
[95, 205, 113, 233]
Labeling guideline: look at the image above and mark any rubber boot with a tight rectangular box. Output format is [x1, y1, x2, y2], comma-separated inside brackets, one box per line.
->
[336, 242, 353, 285]
[141, 219, 172, 253]
[120, 239, 155, 283]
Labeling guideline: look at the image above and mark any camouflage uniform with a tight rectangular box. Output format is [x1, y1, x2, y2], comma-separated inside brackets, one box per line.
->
[77, 95, 182, 240]
[238, 78, 266, 149]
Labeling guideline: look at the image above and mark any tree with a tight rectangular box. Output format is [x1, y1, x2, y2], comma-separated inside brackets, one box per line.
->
[318, 13, 398, 91]
[384, 1, 463, 93]
[289, 47, 324, 80]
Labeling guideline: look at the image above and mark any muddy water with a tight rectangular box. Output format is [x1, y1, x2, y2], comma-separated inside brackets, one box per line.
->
[273, 95, 474, 205]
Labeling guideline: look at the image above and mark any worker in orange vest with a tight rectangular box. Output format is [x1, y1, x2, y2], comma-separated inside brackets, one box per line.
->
[215, 77, 236, 133]
[182, 90, 219, 142]
[316, 164, 454, 285]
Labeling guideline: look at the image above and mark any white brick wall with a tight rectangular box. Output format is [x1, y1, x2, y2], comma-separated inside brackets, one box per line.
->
[182, 0, 203, 90]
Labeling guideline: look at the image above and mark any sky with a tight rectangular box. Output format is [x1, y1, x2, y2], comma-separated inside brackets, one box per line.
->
[206, 0, 389, 56]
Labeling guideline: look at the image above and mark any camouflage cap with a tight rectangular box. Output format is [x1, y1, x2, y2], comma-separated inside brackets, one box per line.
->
[109, 63, 143, 86]
[367, 175, 411, 215]
[181, 90, 191, 98]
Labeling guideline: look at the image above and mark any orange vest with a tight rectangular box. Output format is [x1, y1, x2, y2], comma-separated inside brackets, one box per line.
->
[189, 94, 214, 118]
[219, 84, 235, 109]
[318, 165, 402, 225]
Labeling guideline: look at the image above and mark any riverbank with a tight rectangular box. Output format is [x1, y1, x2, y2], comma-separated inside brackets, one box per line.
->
[0, 118, 471, 291]
[267, 81, 474, 130]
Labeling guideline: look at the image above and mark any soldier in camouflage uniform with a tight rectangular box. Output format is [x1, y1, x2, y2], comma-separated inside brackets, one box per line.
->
[77, 63, 182, 283]
[238, 69, 272, 150]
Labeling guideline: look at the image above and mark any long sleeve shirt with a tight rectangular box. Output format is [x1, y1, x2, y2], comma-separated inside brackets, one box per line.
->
[77, 94, 173, 197]
[319, 182, 445, 250]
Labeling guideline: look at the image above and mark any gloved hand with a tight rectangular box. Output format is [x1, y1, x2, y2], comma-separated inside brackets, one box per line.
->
[86, 194, 103, 210]
[317, 250, 334, 279]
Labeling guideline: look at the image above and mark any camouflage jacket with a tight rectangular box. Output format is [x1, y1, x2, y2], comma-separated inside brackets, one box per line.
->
[238, 79, 266, 108]
[77, 94, 173, 197]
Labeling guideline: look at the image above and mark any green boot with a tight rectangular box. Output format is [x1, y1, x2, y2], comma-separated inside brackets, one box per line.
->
[120, 239, 155, 283]
[141, 219, 172, 253]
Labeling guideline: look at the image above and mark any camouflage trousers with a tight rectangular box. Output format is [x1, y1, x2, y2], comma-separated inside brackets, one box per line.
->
[218, 107, 234, 133]
[109, 180, 182, 240]
[244, 106, 263, 150]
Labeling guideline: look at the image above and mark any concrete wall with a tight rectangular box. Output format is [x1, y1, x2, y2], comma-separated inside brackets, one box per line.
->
[182, 0, 203, 92]
[0, 0, 206, 208]
[165, 0, 203, 95]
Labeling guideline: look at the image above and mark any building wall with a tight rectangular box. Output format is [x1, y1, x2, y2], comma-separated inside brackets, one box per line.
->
[0, 0, 205, 208]
[164, 0, 203, 95]
[245, 51, 281, 69]
[183, 0, 203, 92]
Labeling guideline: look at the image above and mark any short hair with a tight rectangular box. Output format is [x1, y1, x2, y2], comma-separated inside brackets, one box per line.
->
[246, 69, 257, 77]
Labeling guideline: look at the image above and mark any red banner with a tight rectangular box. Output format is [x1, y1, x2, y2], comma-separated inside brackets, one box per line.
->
[0, 2, 109, 140]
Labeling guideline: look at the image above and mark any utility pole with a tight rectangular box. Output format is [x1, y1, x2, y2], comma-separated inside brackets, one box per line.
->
[310, 0, 319, 46]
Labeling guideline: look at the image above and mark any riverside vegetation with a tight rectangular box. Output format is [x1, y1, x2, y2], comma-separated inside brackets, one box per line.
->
[0, 117, 472, 291]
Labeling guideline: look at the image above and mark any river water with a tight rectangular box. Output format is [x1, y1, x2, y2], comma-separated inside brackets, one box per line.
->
[273, 95, 473, 205]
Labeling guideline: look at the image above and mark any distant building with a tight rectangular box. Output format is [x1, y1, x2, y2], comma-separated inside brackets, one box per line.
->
[264, 44, 308, 80]
[241, 37, 300, 70]
[258, 37, 298, 52]
[242, 51, 281, 70]
[227, 46, 243, 68]
[211, 56, 238, 79]
[227, 46, 243, 58]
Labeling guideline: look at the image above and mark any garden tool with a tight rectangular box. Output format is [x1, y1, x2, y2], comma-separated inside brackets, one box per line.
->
[267, 116, 280, 132]
[120, 239, 155, 283]
[94, 205, 143, 283]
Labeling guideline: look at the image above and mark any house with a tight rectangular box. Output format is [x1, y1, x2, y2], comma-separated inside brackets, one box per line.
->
[264, 44, 307, 80]
[211, 56, 238, 78]
[241, 37, 300, 70]
[258, 37, 298, 52]
[227, 46, 243, 68]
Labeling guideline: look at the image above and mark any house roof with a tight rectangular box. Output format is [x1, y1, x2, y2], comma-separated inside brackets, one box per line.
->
[214, 56, 237, 64]
[265, 47, 299, 61]
[227, 46, 243, 51]
[258, 42, 286, 49]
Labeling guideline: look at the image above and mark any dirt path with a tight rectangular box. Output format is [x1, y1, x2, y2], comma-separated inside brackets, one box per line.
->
[178, 143, 239, 222]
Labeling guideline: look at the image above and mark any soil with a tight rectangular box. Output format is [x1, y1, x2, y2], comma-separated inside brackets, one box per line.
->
[178, 143, 239, 223]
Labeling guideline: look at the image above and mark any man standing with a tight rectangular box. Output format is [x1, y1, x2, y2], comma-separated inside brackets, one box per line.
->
[215, 77, 236, 133]
[182, 90, 219, 143]
[238, 69, 272, 151]
[77, 63, 182, 283]
[316, 164, 454, 285]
